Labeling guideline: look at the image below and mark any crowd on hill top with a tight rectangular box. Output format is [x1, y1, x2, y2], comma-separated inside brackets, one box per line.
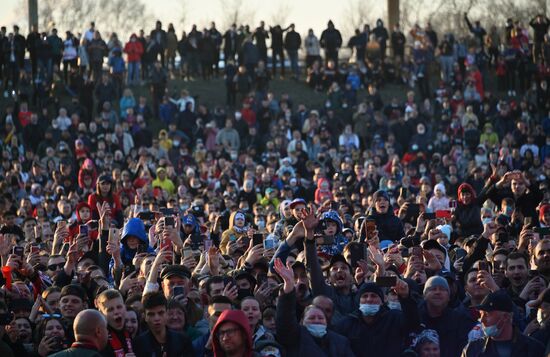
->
[0, 12, 549, 357]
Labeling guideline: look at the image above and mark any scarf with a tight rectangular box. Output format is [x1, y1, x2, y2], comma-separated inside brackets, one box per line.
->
[109, 328, 133, 357]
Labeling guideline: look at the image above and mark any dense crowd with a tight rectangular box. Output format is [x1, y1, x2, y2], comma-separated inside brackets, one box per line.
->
[0, 11, 549, 357]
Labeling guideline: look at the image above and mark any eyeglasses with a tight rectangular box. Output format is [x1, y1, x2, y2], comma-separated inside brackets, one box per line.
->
[41, 313, 62, 319]
[48, 263, 64, 271]
[216, 327, 240, 339]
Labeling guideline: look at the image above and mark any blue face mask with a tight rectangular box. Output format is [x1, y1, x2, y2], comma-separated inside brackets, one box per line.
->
[482, 217, 493, 225]
[305, 323, 327, 338]
[359, 303, 380, 316]
[387, 301, 402, 310]
[482, 323, 500, 337]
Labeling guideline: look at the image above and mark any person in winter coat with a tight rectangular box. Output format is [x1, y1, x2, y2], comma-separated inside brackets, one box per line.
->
[320, 20, 343, 66]
[453, 183, 484, 238]
[220, 211, 249, 254]
[118, 217, 155, 266]
[316, 210, 348, 256]
[304, 29, 321, 70]
[419, 276, 476, 357]
[87, 31, 108, 81]
[333, 282, 420, 357]
[273, 258, 355, 357]
[428, 182, 450, 212]
[284, 24, 302, 79]
[314, 178, 333, 205]
[88, 174, 123, 226]
[211, 310, 255, 357]
[123, 34, 144, 86]
[486, 170, 544, 225]
[366, 190, 404, 242]
[68, 202, 99, 243]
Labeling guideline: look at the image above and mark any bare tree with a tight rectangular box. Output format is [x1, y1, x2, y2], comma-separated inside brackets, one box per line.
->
[340, 0, 375, 39]
[269, 0, 293, 26]
[218, 0, 255, 29]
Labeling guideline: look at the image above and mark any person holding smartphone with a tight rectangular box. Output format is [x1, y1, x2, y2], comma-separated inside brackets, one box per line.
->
[365, 190, 404, 243]
[220, 211, 249, 254]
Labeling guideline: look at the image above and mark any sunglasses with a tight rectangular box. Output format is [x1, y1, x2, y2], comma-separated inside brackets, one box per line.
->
[41, 313, 62, 319]
[48, 263, 64, 271]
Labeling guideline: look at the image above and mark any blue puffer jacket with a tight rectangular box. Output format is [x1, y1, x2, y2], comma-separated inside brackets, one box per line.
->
[318, 210, 348, 256]
[119, 218, 154, 265]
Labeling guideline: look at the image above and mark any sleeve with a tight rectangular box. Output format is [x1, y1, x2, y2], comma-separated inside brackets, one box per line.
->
[304, 239, 333, 298]
[275, 290, 301, 348]
[398, 294, 421, 334]
[269, 240, 293, 274]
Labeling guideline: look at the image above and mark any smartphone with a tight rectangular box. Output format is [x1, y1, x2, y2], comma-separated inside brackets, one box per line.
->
[449, 200, 457, 209]
[424, 212, 436, 220]
[252, 233, 264, 246]
[263, 238, 274, 250]
[136, 244, 147, 254]
[524, 217, 533, 227]
[349, 243, 367, 267]
[108, 228, 119, 243]
[164, 216, 175, 227]
[173, 286, 185, 297]
[400, 187, 408, 198]
[30, 245, 40, 254]
[12, 246, 24, 257]
[375, 276, 397, 287]
[183, 248, 193, 258]
[478, 260, 489, 272]
[160, 207, 174, 216]
[203, 238, 213, 251]
[79, 224, 89, 236]
[455, 248, 467, 261]
[365, 219, 376, 239]
[138, 211, 156, 220]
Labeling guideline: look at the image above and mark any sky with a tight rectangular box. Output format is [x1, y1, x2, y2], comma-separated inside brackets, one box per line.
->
[0, 0, 388, 37]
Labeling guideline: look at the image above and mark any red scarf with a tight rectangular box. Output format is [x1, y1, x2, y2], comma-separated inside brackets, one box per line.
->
[109, 329, 133, 357]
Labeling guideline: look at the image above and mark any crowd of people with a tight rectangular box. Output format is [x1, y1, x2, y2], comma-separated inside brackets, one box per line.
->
[0, 11, 549, 357]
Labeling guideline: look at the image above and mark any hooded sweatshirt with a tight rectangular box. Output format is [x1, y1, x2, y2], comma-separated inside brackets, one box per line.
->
[220, 211, 248, 254]
[119, 218, 154, 265]
[454, 183, 483, 237]
[317, 210, 348, 256]
[314, 178, 333, 205]
[427, 182, 450, 212]
[212, 310, 254, 357]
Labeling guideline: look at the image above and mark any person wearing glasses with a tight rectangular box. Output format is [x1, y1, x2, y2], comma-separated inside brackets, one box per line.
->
[211, 309, 254, 357]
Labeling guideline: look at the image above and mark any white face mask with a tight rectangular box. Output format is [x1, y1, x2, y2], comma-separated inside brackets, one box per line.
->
[387, 301, 402, 310]
[359, 303, 380, 316]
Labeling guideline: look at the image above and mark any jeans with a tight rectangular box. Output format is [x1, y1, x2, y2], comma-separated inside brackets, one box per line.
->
[287, 50, 299, 78]
[127, 61, 140, 85]
[440, 55, 454, 83]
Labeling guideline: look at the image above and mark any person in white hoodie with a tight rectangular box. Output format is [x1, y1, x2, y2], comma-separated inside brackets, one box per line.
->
[428, 182, 450, 212]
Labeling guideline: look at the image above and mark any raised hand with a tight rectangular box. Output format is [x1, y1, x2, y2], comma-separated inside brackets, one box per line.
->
[273, 258, 295, 293]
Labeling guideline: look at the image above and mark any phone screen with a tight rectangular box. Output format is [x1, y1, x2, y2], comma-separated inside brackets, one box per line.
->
[252, 234, 263, 246]
[375, 276, 397, 287]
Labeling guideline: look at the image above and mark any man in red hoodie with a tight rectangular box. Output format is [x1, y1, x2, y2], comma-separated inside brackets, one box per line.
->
[212, 310, 254, 357]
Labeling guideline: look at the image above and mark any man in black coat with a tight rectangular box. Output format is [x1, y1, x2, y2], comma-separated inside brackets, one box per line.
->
[134, 291, 194, 357]
[223, 24, 238, 63]
[150, 20, 167, 67]
[253, 21, 269, 63]
[284, 24, 302, 79]
[333, 282, 420, 357]
[320, 20, 342, 66]
[461, 291, 544, 357]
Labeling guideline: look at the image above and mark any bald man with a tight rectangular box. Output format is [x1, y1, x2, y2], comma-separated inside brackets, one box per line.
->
[50, 309, 109, 357]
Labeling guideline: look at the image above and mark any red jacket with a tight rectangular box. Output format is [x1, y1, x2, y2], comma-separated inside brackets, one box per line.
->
[212, 310, 253, 357]
[124, 37, 144, 62]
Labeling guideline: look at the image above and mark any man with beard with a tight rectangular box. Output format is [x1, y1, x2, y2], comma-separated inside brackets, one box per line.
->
[96, 290, 135, 357]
